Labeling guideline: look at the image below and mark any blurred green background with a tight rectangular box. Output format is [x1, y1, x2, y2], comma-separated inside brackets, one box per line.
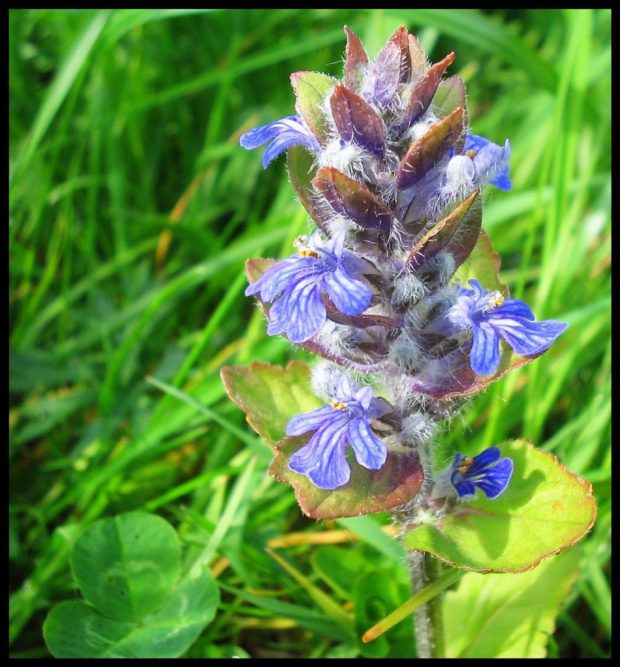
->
[9, 9, 610, 658]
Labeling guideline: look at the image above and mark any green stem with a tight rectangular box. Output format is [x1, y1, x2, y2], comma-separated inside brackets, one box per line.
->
[409, 552, 454, 658]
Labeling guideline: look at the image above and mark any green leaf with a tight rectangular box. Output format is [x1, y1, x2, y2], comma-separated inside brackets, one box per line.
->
[44, 513, 219, 658]
[455, 229, 508, 294]
[221, 361, 424, 519]
[287, 145, 330, 234]
[290, 71, 337, 146]
[444, 547, 580, 657]
[43, 569, 219, 658]
[432, 76, 467, 120]
[405, 440, 596, 572]
[221, 361, 322, 448]
[70, 512, 181, 622]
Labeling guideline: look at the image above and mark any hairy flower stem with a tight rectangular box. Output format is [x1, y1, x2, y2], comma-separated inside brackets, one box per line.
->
[408, 552, 446, 658]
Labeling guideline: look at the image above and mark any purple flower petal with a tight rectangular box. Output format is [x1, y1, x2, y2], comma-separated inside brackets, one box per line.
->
[322, 266, 372, 316]
[453, 479, 477, 498]
[246, 256, 313, 301]
[471, 323, 501, 376]
[488, 298, 535, 321]
[347, 418, 387, 469]
[446, 279, 568, 375]
[240, 115, 320, 168]
[474, 457, 514, 499]
[286, 405, 344, 437]
[449, 446, 514, 500]
[288, 418, 351, 490]
[270, 274, 326, 343]
[494, 317, 569, 357]
[285, 371, 390, 490]
[466, 446, 501, 473]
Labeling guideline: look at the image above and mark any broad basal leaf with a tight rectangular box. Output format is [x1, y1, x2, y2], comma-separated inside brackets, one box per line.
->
[405, 440, 596, 572]
[221, 361, 424, 520]
[221, 361, 322, 448]
[444, 547, 580, 657]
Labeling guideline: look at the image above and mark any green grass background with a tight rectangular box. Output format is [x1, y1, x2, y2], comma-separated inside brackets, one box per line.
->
[9, 9, 610, 658]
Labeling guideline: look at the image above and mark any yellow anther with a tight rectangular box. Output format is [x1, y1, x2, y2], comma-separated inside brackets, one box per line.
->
[493, 293, 505, 307]
[458, 456, 474, 475]
[330, 401, 347, 411]
[466, 149, 477, 159]
[298, 249, 319, 258]
[294, 235, 319, 258]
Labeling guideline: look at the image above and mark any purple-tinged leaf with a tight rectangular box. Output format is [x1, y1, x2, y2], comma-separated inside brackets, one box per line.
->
[409, 341, 543, 399]
[287, 145, 331, 235]
[314, 167, 393, 232]
[443, 197, 483, 270]
[344, 25, 368, 91]
[270, 436, 424, 520]
[400, 52, 455, 130]
[388, 26, 413, 83]
[397, 107, 464, 190]
[408, 34, 428, 84]
[330, 85, 386, 157]
[407, 190, 479, 269]
[362, 40, 401, 107]
[325, 306, 403, 330]
[290, 71, 338, 147]
[221, 361, 424, 520]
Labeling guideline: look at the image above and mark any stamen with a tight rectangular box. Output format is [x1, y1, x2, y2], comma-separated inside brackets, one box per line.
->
[330, 401, 348, 411]
[298, 249, 319, 258]
[294, 235, 319, 258]
[466, 149, 477, 159]
[481, 291, 505, 313]
[458, 456, 474, 475]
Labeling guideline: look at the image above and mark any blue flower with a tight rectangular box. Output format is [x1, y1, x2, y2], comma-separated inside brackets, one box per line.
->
[239, 115, 321, 168]
[245, 231, 373, 344]
[446, 279, 568, 376]
[463, 134, 512, 191]
[444, 134, 512, 194]
[285, 374, 389, 490]
[449, 447, 514, 499]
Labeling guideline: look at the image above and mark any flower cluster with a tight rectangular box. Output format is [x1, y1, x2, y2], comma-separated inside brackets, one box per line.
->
[241, 26, 567, 502]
